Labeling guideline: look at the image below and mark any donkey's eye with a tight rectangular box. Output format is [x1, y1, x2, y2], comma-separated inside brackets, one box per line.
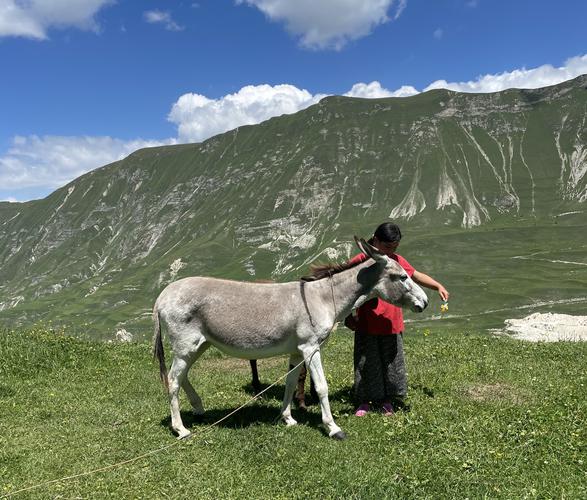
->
[400, 275, 408, 282]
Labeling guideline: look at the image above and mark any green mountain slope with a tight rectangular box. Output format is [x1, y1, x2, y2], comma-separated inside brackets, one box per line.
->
[1, 76, 586, 338]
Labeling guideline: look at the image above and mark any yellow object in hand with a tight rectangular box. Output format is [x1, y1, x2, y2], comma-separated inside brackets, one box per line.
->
[440, 303, 449, 313]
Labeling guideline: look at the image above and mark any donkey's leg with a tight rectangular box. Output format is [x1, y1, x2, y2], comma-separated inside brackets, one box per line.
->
[181, 339, 210, 415]
[303, 347, 346, 440]
[168, 356, 192, 439]
[280, 353, 303, 426]
[250, 359, 261, 395]
[293, 364, 307, 410]
[168, 334, 208, 439]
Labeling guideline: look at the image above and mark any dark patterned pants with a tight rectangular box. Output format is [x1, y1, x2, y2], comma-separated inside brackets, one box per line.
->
[353, 332, 407, 404]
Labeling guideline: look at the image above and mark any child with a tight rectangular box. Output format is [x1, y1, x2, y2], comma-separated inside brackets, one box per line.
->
[345, 222, 449, 416]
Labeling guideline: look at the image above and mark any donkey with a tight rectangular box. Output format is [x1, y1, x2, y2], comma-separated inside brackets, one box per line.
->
[153, 237, 428, 440]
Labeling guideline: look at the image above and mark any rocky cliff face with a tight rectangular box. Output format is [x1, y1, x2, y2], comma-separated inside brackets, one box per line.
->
[1, 76, 585, 336]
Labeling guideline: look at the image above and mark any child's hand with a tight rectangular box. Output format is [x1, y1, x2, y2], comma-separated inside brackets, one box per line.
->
[438, 286, 449, 302]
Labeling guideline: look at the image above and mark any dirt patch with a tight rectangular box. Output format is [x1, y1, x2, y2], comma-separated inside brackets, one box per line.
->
[494, 312, 587, 342]
[465, 383, 526, 405]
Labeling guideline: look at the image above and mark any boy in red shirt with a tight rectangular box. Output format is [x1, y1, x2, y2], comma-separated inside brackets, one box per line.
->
[345, 222, 449, 416]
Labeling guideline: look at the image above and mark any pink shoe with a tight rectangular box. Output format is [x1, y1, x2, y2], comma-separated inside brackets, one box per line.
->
[355, 403, 370, 416]
[382, 402, 394, 416]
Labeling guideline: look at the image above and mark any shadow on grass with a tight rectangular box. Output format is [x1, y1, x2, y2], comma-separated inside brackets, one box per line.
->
[159, 380, 430, 437]
[241, 382, 352, 405]
[158, 383, 359, 438]
[240, 380, 434, 413]
[241, 383, 423, 412]
[159, 405, 326, 437]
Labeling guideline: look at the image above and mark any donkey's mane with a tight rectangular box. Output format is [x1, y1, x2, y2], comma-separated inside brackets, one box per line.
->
[300, 258, 364, 282]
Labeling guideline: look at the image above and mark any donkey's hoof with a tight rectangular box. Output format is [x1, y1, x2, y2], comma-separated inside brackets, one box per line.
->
[283, 416, 298, 427]
[331, 431, 347, 440]
[176, 429, 191, 439]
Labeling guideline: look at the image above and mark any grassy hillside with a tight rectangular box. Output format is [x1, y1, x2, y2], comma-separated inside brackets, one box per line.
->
[0, 77, 586, 338]
[1, 327, 585, 498]
[2, 216, 585, 342]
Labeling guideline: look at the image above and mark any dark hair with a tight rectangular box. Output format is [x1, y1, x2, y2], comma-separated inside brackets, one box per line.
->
[368, 222, 402, 245]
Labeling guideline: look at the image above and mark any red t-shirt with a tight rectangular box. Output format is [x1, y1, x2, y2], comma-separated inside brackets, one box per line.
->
[348, 252, 415, 335]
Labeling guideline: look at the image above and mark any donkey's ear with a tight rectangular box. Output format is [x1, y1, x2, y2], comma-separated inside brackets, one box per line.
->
[354, 236, 369, 256]
[354, 236, 387, 263]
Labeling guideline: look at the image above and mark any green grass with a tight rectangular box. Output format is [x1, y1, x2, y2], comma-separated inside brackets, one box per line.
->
[1, 326, 585, 498]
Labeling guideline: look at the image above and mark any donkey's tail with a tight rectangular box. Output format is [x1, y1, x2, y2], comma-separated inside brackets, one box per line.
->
[152, 306, 169, 393]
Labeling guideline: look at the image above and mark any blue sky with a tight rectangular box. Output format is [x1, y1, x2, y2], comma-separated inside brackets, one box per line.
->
[1, 0, 586, 202]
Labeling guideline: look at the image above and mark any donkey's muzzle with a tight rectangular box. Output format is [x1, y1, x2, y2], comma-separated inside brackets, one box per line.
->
[411, 297, 428, 313]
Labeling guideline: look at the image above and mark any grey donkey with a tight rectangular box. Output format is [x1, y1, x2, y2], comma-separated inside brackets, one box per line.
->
[153, 237, 428, 440]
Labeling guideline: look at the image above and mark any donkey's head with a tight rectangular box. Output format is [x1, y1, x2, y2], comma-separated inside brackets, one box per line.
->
[355, 237, 428, 313]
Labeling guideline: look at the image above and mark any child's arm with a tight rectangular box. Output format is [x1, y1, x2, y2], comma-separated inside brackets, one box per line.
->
[412, 270, 450, 301]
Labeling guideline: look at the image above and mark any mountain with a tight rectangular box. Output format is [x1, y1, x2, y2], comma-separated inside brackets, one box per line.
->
[1, 76, 586, 338]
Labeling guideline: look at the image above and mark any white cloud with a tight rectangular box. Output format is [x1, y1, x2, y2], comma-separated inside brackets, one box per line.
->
[168, 53, 587, 144]
[344, 55, 587, 102]
[0, 0, 114, 39]
[0, 135, 174, 191]
[344, 81, 418, 98]
[168, 84, 325, 143]
[433, 28, 443, 40]
[144, 10, 184, 31]
[237, 0, 405, 50]
[168, 80, 421, 144]
[425, 54, 587, 93]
